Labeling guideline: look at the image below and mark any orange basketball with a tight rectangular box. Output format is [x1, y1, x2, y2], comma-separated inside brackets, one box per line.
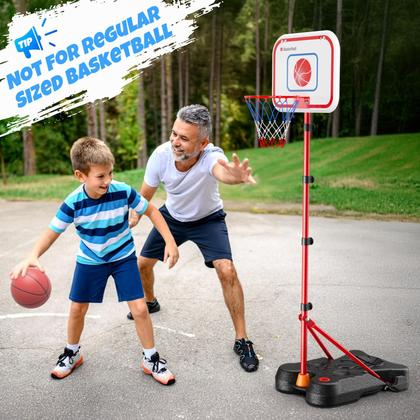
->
[11, 267, 52, 308]
[294, 58, 312, 87]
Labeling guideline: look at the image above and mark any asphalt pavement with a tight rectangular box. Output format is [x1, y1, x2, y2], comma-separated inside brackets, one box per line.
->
[0, 200, 419, 419]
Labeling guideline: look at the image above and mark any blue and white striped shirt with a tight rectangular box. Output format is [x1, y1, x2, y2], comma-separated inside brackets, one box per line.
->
[49, 181, 148, 265]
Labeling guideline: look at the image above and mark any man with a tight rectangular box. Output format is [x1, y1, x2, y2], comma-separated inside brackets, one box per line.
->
[128, 104, 258, 372]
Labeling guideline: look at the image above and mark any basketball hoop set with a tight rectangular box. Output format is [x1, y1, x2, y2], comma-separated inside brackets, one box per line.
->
[245, 30, 409, 407]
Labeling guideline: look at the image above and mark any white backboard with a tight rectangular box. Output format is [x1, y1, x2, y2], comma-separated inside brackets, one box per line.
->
[272, 30, 340, 113]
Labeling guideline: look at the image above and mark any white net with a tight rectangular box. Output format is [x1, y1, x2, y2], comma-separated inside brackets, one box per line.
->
[245, 96, 299, 147]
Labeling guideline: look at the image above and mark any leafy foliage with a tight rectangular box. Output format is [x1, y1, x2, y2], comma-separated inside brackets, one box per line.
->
[0, 0, 419, 176]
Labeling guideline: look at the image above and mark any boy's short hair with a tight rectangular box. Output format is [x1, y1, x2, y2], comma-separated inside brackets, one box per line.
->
[70, 137, 115, 173]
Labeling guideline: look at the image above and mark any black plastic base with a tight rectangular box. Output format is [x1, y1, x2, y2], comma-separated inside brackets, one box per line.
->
[276, 350, 409, 407]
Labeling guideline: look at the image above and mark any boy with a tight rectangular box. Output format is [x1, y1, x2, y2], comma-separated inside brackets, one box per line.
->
[11, 137, 178, 385]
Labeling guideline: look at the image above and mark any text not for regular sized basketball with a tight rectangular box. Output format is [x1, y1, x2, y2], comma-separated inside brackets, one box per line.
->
[10, 267, 52, 308]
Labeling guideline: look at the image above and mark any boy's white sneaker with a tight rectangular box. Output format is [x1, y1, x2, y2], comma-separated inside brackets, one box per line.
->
[51, 347, 83, 379]
[141, 352, 175, 385]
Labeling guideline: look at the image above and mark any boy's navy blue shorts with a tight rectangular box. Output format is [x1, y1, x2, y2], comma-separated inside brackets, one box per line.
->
[69, 253, 144, 303]
[141, 205, 232, 268]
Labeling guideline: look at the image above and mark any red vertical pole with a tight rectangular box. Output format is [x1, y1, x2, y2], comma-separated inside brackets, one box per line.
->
[296, 112, 312, 388]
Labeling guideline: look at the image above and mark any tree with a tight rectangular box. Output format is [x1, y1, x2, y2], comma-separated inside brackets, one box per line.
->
[12, 0, 36, 175]
[208, 13, 216, 118]
[160, 58, 168, 143]
[262, 0, 270, 93]
[86, 103, 98, 138]
[114, 78, 140, 170]
[184, 50, 190, 105]
[288, 0, 296, 33]
[137, 75, 147, 168]
[312, 0, 323, 30]
[149, 65, 160, 146]
[331, 0, 342, 138]
[178, 51, 184, 108]
[370, 0, 390, 136]
[0, 140, 7, 184]
[165, 55, 173, 132]
[350, 0, 371, 136]
[98, 101, 107, 144]
[214, 14, 223, 147]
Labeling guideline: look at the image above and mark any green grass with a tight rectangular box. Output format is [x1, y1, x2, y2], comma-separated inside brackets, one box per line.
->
[225, 133, 420, 217]
[1, 133, 419, 218]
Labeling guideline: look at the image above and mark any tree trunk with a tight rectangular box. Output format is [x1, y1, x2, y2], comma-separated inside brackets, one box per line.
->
[214, 22, 223, 147]
[288, 0, 296, 33]
[12, 0, 26, 14]
[178, 52, 184, 108]
[318, 0, 323, 29]
[312, 0, 318, 30]
[370, 0, 390, 136]
[254, 0, 261, 148]
[326, 114, 332, 137]
[150, 67, 160, 146]
[13, 0, 36, 175]
[262, 1, 270, 93]
[137, 75, 148, 168]
[86, 102, 98, 137]
[209, 13, 216, 118]
[23, 128, 36, 175]
[165, 55, 173, 132]
[332, 0, 342, 138]
[0, 141, 7, 185]
[353, 1, 371, 136]
[160, 58, 168, 143]
[355, 101, 362, 136]
[184, 50, 189, 105]
[98, 101, 107, 143]
[312, 0, 324, 30]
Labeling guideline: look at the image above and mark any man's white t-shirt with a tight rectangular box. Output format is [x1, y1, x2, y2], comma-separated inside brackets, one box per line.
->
[144, 142, 228, 222]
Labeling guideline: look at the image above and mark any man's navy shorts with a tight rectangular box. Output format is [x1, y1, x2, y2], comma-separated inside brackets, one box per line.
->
[141, 205, 233, 268]
[69, 253, 144, 303]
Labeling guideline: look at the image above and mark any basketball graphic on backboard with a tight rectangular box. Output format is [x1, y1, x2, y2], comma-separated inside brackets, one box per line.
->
[294, 58, 312, 87]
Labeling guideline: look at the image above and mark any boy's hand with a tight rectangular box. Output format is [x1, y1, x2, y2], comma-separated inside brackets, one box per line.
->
[10, 257, 44, 280]
[163, 242, 179, 269]
[129, 210, 141, 228]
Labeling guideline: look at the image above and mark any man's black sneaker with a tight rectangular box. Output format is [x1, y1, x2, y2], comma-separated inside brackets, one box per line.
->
[127, 298, 161, 320]
[234, 338, 259, 372]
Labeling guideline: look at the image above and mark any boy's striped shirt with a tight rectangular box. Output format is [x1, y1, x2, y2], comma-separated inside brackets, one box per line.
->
[49, 181, 148, 265]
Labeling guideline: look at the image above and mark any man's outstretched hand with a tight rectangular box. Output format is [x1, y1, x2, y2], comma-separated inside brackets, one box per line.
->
[217, 153, 256, 185]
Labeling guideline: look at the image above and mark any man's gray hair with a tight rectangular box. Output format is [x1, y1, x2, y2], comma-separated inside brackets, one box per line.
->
[177, 104, 212, 140]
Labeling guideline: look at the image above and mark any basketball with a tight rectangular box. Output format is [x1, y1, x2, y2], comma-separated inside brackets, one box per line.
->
[11, 267, 52, 308]
[294, 58, 312, 87]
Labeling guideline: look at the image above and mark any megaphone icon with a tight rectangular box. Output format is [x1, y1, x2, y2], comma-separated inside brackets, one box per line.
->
[15, 27, 43, 59]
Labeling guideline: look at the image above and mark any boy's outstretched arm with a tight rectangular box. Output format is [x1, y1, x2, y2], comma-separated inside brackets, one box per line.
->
[144, 203, 179, 269]
[11, 229, 60, 279]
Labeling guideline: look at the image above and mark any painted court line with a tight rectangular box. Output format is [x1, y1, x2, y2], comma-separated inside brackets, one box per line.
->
[154, 324, 195, 338]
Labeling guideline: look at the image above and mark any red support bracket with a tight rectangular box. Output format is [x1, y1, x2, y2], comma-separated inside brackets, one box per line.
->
[305, 318, 390, 385]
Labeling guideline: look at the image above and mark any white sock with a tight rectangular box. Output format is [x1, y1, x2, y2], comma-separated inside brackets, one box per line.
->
[143, 347, 157, 359]
[66, 343, 80, 352]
